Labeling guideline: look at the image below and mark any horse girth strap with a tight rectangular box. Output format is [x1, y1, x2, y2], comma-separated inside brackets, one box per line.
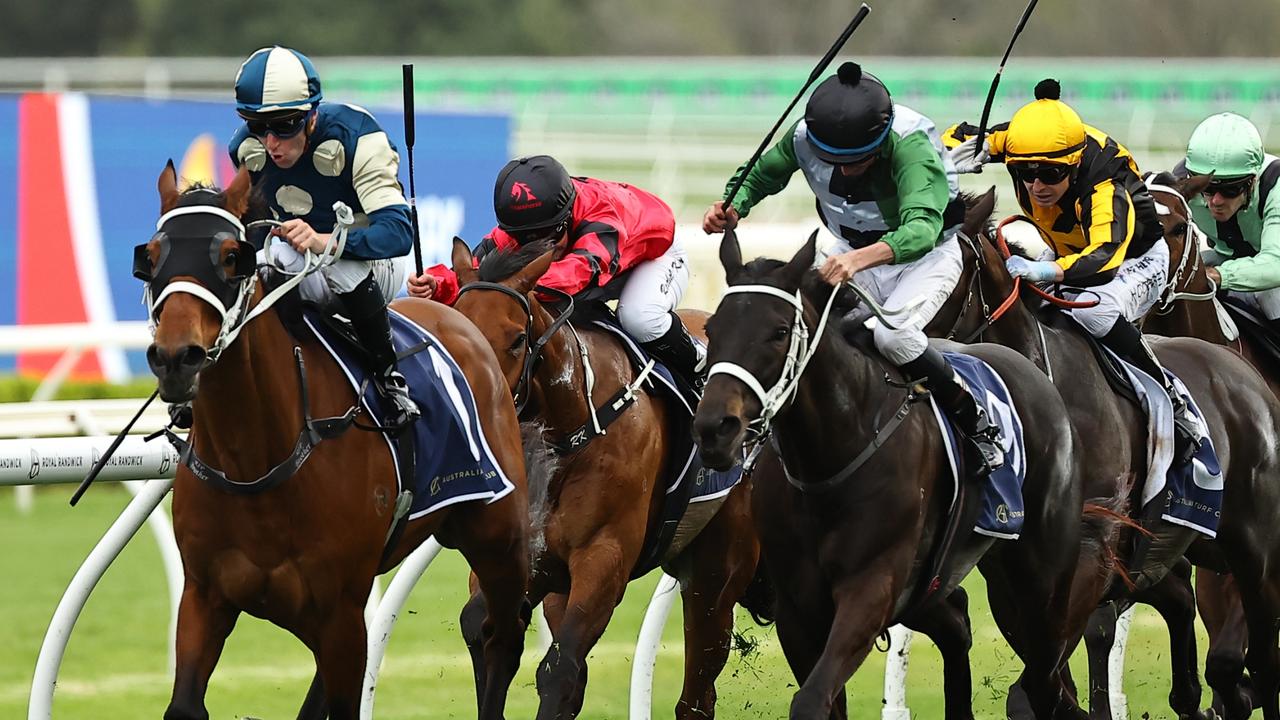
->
[159, 346, 361, 495]
[779, 381, 929, 494]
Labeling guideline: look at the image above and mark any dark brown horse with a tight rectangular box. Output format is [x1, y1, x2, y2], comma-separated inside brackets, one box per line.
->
[692, 229, 1091, 719]
[939, 196, 1280, 720]
[445, 239, 762, 719]
[143, 164, 530, 720]
[1144, 173, 1280, 719]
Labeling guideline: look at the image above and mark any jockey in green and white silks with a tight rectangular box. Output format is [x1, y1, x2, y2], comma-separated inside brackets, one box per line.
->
[702, 61, 1004, 478]
[1175, 112, 1280, 329]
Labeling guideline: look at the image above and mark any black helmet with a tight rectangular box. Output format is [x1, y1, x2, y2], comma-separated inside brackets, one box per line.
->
[494, 155, 576, 242]
[803, 62, 893, 164]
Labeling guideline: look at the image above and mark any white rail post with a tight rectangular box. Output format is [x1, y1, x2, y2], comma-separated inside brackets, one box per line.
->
[28, 477, 174, 720]
[361, 538, 443, 720]
[1109, 606, 1134, 720]
[882, 625, 913, 720]
[629, 573, 681, 720]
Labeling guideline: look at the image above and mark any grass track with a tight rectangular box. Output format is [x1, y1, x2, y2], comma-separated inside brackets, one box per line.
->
[2, 485, 1211, 719]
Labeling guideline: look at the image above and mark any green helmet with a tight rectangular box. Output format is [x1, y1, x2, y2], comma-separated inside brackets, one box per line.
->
[1185, 112, 1264, 179]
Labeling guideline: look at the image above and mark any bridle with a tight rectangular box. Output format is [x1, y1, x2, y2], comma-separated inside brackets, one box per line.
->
[1144, 178, 1218, 311]
[454, 280, 574, 415]
[140, 199, 353, 366]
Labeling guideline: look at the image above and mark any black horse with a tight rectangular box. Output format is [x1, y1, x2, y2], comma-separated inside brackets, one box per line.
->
[693, 229, 1089, 719]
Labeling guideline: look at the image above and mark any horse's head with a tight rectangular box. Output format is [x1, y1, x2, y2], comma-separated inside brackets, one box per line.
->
[451, 239, 556, 402]
[693, 228, 818, 470]
[1146, 171, 1212, 270]
[137, 161, 257, 402]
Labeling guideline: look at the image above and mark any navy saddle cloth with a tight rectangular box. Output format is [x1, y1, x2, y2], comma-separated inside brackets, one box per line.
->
[302, 308, 515, 519]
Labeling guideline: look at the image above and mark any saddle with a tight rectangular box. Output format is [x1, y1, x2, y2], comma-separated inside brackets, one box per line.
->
[1036, 305, 1140, 406]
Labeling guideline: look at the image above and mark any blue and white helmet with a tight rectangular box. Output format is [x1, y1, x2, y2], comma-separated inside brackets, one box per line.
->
[234, 47, 322, 115]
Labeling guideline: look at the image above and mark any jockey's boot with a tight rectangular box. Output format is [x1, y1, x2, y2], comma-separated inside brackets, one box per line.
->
[1101, 319, 1200, 466]
[640, 311, 707, 395]
[338, 273, 420, 430]
[1130, 489, 1190, 592]
[901, 346, 1004, 478]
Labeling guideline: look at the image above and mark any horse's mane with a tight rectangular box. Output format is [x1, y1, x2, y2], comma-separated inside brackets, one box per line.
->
[176, 182, 271, 224]
[477, 240, 556, 283]
[733, 256, 859, 319]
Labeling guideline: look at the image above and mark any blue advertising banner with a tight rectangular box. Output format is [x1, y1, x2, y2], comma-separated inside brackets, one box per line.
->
[0, 93, 509, 377]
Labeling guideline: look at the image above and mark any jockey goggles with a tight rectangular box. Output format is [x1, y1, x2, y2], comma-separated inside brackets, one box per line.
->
[241, 110, 309, 139]
[1009, 162, 1073, 185]
[1197, 174, 1253, 199]
[513, 217, 571, 246]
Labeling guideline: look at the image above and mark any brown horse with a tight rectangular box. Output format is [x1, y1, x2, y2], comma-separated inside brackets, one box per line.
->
[693, 229, 1091, 719]
[1144, 173, 1278, 719]
[445, 239, 762, 719]
[938, 195, 1280, 720]
[142, 164, 530, 720]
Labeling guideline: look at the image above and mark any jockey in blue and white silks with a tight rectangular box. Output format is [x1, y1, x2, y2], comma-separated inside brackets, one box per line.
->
[229, 46, 419, 428]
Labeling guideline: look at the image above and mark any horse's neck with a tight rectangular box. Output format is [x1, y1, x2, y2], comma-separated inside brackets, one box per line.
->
[774, 327, 887, 481]
[191, 303, 306, 466]
[527, 301, 592, 432]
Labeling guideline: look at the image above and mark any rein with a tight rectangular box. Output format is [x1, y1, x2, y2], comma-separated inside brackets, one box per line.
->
[993, 216, 1101, 310]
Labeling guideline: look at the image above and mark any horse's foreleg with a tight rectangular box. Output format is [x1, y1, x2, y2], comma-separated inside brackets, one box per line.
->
[1200, 571, 1253, 718]
[163, 585, 239, 720]
[1131, 558, 1212, 719]
[904, 588, 975, 720]
[460, 539, 530, 720]
[310, 601, 368, 720]
[674, 489, 759, 720]
[788, 574, 893, 720]
[534, 541, 629, 720]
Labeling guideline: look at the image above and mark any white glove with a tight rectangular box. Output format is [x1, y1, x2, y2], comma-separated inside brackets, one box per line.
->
[947, 135, 991, 174]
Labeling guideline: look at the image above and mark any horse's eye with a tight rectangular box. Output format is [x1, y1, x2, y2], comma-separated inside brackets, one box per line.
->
[508, 332, 527, 355]
[771, 325, 790, 342]
[1171, 223, 1188, 237]
[225, 251, 239, 267]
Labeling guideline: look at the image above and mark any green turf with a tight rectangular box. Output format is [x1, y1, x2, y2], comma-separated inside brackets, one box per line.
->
[1, 485, 1211, 718]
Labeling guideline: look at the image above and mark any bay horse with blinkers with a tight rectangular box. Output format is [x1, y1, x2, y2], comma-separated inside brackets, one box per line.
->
[142, 163, 531, 720]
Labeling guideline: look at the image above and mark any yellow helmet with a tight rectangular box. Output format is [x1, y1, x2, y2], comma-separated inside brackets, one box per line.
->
[1000, 79, 1086, 166]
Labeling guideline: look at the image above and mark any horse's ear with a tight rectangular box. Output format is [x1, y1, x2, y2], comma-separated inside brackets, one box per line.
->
[1178, 173, 1213, 201]
[962, 187, 998, 238]
[719, 228, 743, 281]
[781, 230, 819, 287]
[223, 165, 252, 219]
[509, 249, 556, 295]
[158, 160, 179, 214]
[451, 237, 479, 283]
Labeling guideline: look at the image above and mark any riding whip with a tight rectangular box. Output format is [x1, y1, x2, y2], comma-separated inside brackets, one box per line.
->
[70, 388, 159, 506]
[973, 0, 1040, 158]
[722, 3, 872, 210]
[402, 63, 424, 275]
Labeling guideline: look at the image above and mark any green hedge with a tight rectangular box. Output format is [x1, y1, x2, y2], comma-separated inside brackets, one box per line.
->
[0, 375, 156, 403]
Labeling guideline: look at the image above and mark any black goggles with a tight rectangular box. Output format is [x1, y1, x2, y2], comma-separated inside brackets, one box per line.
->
[242, 112, 308, 139]
[1201, 176, 1253, 199]
[1010, 163, 1073, 185]
[513, 218, 570, 246]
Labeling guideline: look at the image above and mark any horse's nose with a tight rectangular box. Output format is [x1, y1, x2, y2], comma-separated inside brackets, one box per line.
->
[147, 343, 207, 377]
[693, 412, 742, 449]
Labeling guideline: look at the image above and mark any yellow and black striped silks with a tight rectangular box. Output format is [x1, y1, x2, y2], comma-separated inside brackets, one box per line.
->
[943, 122, 1162, 287]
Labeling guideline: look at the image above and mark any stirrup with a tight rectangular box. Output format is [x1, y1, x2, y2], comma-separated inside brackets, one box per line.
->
[377, 370, 420, 426]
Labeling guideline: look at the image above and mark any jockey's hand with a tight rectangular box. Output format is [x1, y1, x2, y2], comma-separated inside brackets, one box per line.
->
[407, 272, 438, 299]
[819, 250, 862, 285]
[947, 135, 991, 174]
[274, 219, 330, 254]
[702, 201, 740, 234]
[1005, 256, 1063, 283]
